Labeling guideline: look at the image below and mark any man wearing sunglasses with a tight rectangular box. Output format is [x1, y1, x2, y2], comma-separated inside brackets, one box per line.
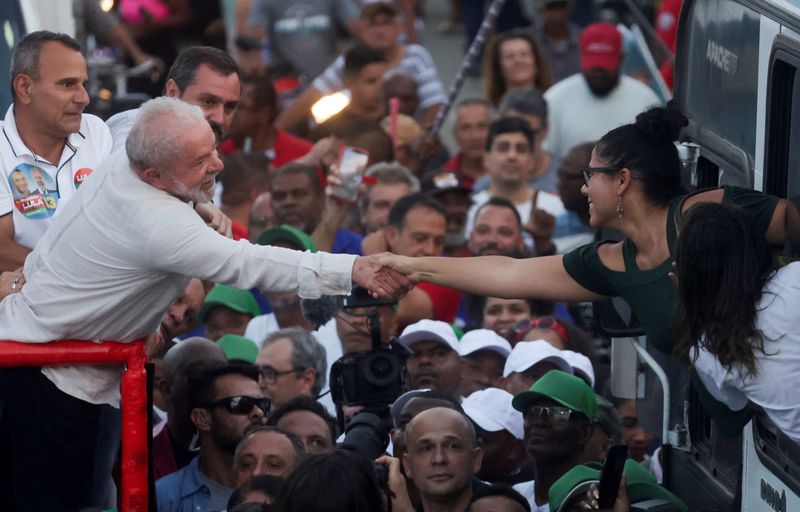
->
[156, 364, 269, 512]
[510, 370, 596, 512]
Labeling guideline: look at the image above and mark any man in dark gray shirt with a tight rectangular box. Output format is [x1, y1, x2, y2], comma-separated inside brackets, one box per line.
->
[530, 0, 581, 83]
[246, 0, 361, 81]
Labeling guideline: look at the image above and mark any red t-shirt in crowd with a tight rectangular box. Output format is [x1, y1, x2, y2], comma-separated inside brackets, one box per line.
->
[443, 152, 477, 189]
[231, 219, 248, 241]
[416, 282, 462, 323]
[218, 129, 313, 168]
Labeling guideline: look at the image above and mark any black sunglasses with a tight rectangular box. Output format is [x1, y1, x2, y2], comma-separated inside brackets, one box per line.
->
[581, 166, 621, 184]
[202, 395, 271, 415]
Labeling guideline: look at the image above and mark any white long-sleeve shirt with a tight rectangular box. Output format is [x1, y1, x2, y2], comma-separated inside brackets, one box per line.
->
[692, 262, 800, 444]
[0, 150, 356, 406]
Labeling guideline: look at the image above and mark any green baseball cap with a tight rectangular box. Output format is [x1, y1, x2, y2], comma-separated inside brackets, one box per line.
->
[217, 334, 259, 364]
[548, 463, 601, 511]
[200, 284, 261, 323]
[256, 224, 317, 252]
[548, 460, 687, 512]
[624, 459, 687, 512]
[512, 369, 598, 421]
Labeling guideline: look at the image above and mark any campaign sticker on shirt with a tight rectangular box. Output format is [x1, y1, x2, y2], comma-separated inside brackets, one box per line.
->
[74, 167, 93, 189]
[8, 164, 59, 218]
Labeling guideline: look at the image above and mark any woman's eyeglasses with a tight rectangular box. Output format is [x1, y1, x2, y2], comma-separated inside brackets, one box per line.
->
[581, 166, 621, 185]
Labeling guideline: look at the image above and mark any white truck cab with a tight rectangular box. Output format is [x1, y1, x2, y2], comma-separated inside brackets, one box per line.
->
[606, 1, 800, 510]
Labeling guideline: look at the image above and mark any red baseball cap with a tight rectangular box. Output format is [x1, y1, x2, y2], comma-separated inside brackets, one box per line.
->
[580, 22, 622, 71]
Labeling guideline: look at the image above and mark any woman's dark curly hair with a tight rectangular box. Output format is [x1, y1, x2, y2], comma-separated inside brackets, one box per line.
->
[594, 106, 688, 206]
[675, 202, 775, 376]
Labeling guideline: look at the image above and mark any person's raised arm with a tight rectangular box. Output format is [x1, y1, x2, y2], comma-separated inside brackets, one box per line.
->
[768, 198, 800, 247]
[417, 103, 441, 131]
[380, 253, 605, 302]
[275, 86, 324, 131]
[0, 215, 31, 272]
[685, 188, 797, 247]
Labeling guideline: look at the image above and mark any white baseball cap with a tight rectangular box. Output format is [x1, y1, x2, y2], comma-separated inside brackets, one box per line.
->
[503, 340, 574, 378]
[462, 387, 524, 439]
[399, 319, 459, 351]
[458, 329, 512, 358]
[561, 350, 595, 388]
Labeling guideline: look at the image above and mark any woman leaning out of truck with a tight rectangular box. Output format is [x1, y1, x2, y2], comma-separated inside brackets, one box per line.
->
[674, 201, 800, 444]
[380, 106, 792, 356]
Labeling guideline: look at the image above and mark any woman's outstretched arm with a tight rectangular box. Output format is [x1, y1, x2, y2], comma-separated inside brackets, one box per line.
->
[380, 254, 605, 302]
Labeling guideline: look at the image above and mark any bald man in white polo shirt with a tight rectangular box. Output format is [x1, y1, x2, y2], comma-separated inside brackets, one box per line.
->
[0, 31, 113, 272]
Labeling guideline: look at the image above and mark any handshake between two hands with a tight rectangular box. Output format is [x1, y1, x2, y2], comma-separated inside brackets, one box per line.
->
[351, 253, 420, 300]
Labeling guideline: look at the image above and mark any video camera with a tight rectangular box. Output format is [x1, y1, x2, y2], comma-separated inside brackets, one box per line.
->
[329, 287, 412, 432]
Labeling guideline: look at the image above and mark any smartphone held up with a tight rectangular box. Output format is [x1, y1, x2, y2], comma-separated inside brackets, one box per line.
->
[333, 146, 369, 202]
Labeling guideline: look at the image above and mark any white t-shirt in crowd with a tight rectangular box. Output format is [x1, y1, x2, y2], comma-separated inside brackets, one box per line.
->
[313, 318, 342, 417]
[512, 480, 550, 512]
[312, 44, 446, 113]
[0, 105, 112, 249]
[0, 149, 356, 406]
[692, 262, 800, 444]
[543, 74, 661, 158]
[245, 313, 281, 348]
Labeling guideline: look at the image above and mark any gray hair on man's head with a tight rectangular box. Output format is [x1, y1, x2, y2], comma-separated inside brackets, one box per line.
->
[360, 162, 420, 212]
[262, 326, 327, 396]
[10, 31, 81, 100]
[126, 97, 207, 170]
[365, 162, 421, 191]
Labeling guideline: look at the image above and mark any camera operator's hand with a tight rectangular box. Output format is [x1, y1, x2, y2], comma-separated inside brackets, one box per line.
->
[352, 253, 414, 299]
[375, 456, 414, 512]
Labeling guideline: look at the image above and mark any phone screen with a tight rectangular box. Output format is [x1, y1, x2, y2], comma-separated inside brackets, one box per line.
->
[339, 147, 369, 178]
[598, 445, 628, 508]
[335, 147, 369, 201]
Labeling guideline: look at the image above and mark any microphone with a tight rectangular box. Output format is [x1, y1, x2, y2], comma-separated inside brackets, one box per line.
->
[300, 295, 342, 329]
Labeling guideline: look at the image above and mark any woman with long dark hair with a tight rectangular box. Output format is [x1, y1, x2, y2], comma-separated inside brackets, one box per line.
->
[675, 202, 800, 443]
[379, 106, 794, 356]
[483, 29, 553, 107]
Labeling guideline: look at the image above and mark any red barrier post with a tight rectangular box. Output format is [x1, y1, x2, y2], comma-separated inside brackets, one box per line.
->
[0, 340, 149, 512]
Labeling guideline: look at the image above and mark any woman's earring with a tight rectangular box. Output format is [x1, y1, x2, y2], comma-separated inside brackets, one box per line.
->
[616, 194, 624, 219]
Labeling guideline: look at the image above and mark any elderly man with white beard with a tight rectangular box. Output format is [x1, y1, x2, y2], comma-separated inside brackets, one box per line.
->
[0, 96, 411, 511]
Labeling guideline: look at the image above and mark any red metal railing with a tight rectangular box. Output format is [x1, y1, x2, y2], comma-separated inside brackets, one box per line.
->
[0, 340, 149, 511]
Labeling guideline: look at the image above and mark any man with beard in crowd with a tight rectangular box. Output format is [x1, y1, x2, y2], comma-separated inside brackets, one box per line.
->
[107, 45, 241, 149]
[153, 337, 228, 479]
[156, 364, 269, 512]
[543, 22, 660, 158]
[467, 198, 527, 258]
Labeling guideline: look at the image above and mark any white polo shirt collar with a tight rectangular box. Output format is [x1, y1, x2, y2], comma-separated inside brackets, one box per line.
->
[0, 104, 113, 250]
